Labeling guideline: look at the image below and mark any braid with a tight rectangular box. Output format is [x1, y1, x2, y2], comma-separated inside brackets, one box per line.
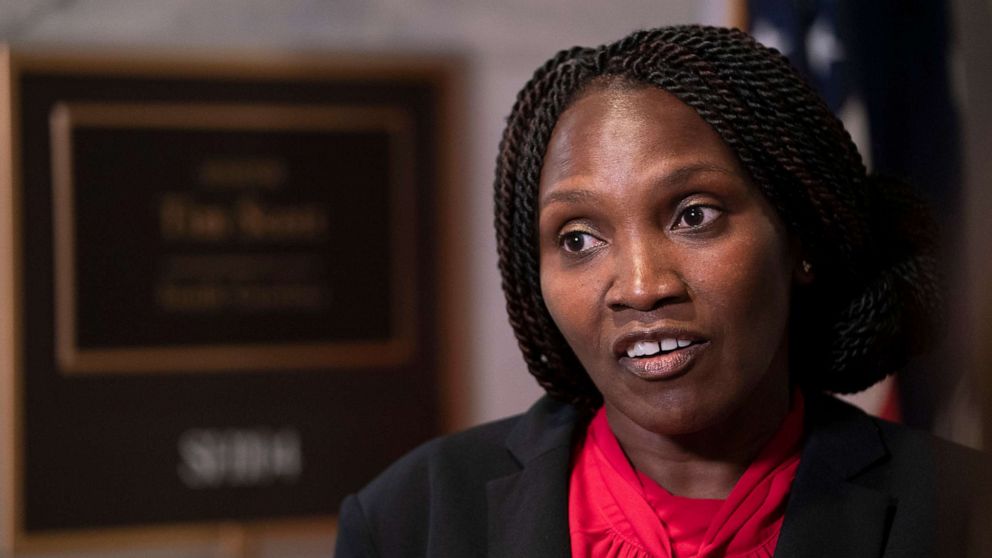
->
[494, 25, 943, 411]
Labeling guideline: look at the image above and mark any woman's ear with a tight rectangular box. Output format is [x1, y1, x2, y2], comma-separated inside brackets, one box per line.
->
[790, 236, 814, 285]
[794, 258, 815, 285]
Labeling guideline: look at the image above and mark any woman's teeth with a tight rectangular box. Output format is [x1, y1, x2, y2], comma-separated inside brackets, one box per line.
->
[626, 338, 692, 358]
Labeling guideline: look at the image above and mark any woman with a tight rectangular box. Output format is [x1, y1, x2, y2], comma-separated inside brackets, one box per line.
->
[336, 25, 989, 557]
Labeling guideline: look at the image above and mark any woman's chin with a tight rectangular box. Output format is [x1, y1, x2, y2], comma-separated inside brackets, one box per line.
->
[607, 392, 723, 437]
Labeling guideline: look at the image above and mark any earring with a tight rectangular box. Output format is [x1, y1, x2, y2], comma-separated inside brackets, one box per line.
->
[800, 260, 812, 275]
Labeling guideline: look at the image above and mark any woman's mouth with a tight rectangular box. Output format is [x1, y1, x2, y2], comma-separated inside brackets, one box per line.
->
[625, 338, 694, 357]
[615, 334, 708, 380]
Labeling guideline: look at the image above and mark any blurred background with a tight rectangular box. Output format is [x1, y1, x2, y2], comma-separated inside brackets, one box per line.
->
[1, 0, 990, 556]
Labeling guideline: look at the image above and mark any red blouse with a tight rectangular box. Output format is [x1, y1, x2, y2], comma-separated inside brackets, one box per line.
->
[568, 393, 804, 558]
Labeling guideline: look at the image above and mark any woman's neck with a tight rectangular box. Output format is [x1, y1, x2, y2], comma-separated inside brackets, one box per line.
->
[605, 385, 792, 499]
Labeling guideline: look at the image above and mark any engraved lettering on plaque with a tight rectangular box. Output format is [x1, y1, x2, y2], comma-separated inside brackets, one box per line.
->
[49, 104, 417, 374]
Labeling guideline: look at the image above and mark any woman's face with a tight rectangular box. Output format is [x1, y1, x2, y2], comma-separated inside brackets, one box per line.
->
[538, 86, 798, 437]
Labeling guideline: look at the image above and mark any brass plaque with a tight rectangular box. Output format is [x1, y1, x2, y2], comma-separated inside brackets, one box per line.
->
[0, 47, 457, 552]
[50, 102, 415, 374]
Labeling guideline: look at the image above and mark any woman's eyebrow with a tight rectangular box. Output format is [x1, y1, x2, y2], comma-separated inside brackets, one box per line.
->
[539, 188, 599, 209]
[540, 163, 742, 210]
[659, 162, 742, 186]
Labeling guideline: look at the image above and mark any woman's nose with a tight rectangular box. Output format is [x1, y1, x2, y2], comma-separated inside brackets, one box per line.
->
[605, 238, 688, 312]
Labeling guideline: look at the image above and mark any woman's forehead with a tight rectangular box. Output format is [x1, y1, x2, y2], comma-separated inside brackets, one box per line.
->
[539, 87, 746, 194]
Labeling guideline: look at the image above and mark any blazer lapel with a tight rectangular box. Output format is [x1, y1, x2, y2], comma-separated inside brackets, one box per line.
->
[484, 394, 898, 557]
[773, 394, 895, 558]
[486, 397, 579, 558]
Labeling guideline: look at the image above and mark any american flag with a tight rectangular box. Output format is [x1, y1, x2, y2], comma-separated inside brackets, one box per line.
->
[747, 0, 962, 427]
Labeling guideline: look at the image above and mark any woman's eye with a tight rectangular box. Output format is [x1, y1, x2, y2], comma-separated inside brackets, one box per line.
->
[674, 205, 720, 229]
[559, 230, 603, 254]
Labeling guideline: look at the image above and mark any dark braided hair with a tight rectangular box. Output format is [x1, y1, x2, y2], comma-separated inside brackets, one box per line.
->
[494, 25, 943, 413]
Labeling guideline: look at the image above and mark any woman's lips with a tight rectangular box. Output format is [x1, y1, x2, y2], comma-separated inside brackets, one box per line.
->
[617, 341, 709, 380]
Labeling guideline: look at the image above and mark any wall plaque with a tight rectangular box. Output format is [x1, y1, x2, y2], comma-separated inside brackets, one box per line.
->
[0, 47, 459, 553]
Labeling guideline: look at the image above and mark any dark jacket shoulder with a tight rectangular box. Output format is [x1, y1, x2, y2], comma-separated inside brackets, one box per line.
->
[874, 413, 992, 556]
[782, 392, 991, 557]
[336, 393, 990, 558]
[336, 397, 579, 558]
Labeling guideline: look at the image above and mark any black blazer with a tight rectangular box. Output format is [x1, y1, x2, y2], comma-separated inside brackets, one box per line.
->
[335, 393, 990, 557]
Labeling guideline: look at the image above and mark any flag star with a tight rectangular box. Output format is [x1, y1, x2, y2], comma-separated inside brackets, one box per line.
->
[806, 16, 845, 78]
[751, 18, 793, 56]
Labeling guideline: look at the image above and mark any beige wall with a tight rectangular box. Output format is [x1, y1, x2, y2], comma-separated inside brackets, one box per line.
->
[951, 0, 992, 449]
[4, 1, 987, 555]
[0, 0, 712, 431]
[0, 1, 711, 556]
